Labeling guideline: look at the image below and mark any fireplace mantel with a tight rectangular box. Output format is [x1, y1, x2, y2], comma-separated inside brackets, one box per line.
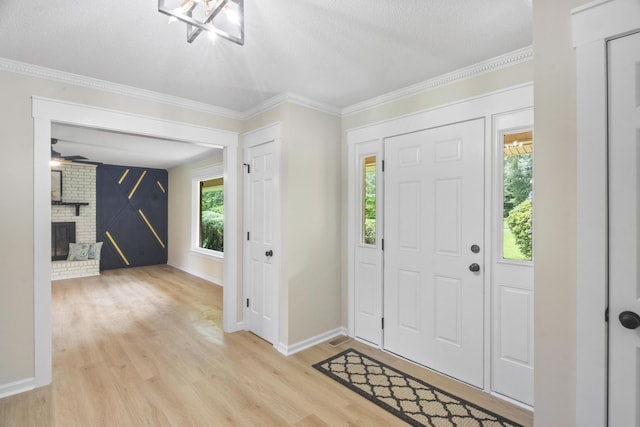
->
[52, 201, 89, 216]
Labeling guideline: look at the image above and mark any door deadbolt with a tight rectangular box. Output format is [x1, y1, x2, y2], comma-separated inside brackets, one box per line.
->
[470, 244, 480, 254]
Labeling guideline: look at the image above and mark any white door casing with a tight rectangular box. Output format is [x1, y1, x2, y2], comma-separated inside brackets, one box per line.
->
[31, 97, 239, 392]
[353, 139, 384, 345]
[243, 124, 281, 347]
[384, 119, 485, 388]
[491, 109, 534, 406]
[608, 30, 640, 427]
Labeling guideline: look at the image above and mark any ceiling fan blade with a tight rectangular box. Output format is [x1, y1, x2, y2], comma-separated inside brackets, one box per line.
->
[61, 155, 88, 160]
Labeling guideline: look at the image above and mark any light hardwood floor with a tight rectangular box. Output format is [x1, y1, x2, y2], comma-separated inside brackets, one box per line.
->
[0, 265, 533, 426]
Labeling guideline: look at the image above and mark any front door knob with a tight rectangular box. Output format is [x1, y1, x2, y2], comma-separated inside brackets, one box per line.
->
[469, 263, 480, 273]
[619, 311, 640, 329]
[265, 250, 273, 257]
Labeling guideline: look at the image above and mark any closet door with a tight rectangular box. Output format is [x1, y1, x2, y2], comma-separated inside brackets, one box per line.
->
[608, 30, 640, 427]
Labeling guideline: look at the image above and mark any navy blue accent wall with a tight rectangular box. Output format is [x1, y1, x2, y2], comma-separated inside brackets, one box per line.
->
[97, 165, 168, 270]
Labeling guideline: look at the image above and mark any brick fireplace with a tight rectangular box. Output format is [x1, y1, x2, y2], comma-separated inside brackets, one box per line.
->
[51, 162, 99, 280]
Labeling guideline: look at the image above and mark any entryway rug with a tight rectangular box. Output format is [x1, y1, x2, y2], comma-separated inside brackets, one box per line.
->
[313, 348, 522, 427]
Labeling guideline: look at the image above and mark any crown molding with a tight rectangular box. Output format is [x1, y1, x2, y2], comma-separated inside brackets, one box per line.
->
[242, 91, 341, 120]
[0, 57, 244, 120]
[1, 47, 532, 123]
[341, 45, 533, 117]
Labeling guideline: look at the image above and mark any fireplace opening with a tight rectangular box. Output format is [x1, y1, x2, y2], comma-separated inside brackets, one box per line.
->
[52, 222, 76, 261]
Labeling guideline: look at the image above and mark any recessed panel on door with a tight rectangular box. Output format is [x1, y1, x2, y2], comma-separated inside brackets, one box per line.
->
[434, 276, 461, 346]
[435, 178, 461, 256]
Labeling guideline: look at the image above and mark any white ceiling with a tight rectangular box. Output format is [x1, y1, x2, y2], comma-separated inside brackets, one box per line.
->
[0, 0, 532, 168]
[51, 124, 220, 169]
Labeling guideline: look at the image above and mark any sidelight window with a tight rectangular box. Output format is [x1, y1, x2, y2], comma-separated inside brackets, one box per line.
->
[502, 130, 533, 261]
[362, 155, 376, 245]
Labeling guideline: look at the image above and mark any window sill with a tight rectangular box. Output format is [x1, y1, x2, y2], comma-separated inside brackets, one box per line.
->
[191, 247, 224, 260]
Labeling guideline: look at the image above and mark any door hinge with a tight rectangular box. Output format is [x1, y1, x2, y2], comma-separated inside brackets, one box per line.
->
[605, 306, 609, 322]
[381, 238, 384, 251]
[246, 298, 250, 308]
[243, 163, 251, 174]
[247, 232, 250, 241]
[381, 318, 385, 329]
[382, 160, 385, 172]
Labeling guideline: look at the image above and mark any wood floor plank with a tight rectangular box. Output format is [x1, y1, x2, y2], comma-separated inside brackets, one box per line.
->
[0, 265, 533, 426]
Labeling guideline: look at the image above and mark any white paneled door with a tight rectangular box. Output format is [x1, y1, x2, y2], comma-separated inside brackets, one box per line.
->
[608, 31, 640, 427]
[245, 141, 277, 344]
[384, 119, 485, 388]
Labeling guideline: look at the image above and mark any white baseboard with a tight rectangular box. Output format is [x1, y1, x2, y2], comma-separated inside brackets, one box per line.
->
[228, 321, 244, 334]
[0, 377, 35, 399]
[278, 327, 348, 356]
[166, 262, 223, 287]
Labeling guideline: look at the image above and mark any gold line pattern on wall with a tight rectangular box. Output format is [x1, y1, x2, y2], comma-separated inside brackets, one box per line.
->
[128, 170, 147, 199]
[156, 181, 166, 193]
[118, 169, 130, 185]
[138, 209, 166, 249]
[105, 231, 130, 266]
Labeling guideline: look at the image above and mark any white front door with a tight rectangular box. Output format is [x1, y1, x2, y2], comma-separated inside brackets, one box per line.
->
[609, 30, 640, 427]
[384, 119, 485, 388]
[245, 141, 277, 344]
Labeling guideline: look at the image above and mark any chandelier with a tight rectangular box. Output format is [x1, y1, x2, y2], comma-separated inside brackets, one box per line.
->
[158, 0, 244, 45]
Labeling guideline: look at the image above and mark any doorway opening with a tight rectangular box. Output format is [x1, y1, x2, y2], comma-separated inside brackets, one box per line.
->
[32, 97, 239, 387]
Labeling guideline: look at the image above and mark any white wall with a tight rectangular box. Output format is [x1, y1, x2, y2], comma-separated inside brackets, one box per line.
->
[167, 152, 225, 285]
[242, 103, 343, 346]
[532, 0, 590, 425]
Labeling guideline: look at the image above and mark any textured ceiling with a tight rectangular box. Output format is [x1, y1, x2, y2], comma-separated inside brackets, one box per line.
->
[0, 0, 532, 113]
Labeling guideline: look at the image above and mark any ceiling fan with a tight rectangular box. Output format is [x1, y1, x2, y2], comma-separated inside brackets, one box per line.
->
[50, 138, 95, 165]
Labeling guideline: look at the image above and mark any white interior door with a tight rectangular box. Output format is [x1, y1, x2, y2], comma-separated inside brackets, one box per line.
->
[609, 31, 640, 427]
[353, 140, 383, 345]
[384, 119, 485, 388]
[245, 141, 277, 344]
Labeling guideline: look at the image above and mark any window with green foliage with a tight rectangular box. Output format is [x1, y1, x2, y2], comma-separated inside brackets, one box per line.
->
[502, 131, 533, 261]
[363, 155, 376, 245]
[199, 177, 224, 252]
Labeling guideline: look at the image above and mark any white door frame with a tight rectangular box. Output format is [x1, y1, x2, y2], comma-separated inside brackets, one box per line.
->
[32, 97, 240, 388]
[242, 122, 282, 351]
[573, 0, 640, 424]
[347, 84, 533, 394]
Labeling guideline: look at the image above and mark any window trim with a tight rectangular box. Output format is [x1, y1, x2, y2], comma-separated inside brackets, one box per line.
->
[191, 163, 224, 259]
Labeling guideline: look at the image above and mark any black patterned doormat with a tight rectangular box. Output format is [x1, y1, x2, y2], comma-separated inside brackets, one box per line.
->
[313, 349, 523, 427]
